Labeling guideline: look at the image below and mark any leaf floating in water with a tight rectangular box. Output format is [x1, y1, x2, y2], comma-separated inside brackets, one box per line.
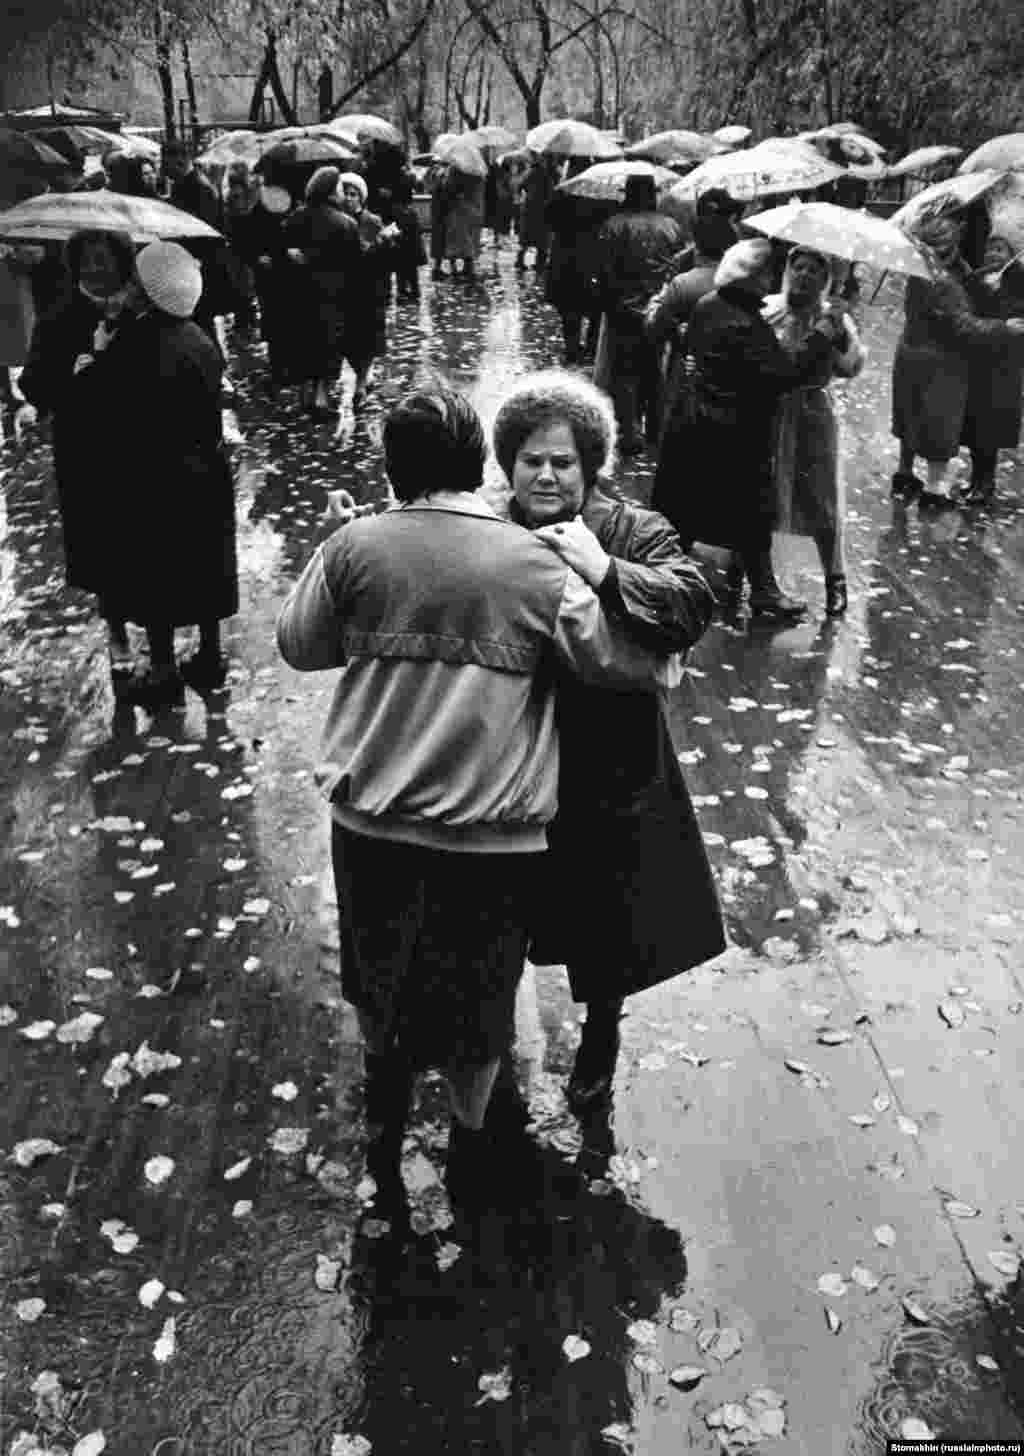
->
[850, 1264, 880, 1292]
[976, 1354, 999, 1372]
[435, 1241, 461, 1271]
[15, 1298, 46, 1322]
[817, 1272, 848, 1298]
[697, 1325, 743, 1362]
[849, 1114, 876, 1128]
[896, 1116, 920, 1137]
[668, 1364, 706, 1390]
[987, 1250, 1021, 1279]
[475, 1367, 513, 1405]
[824, 1307, 842, 1334]
[232, 1200, 253, 1218]
[899, 1418, 935, 1441]
[100, 1218, 140, 1254]
[153, 1316, 177, 1364]
[19, 1020, 56, 1041]
[872, 1094, 891, 1114]
[11, 1138, 63, 1167]
[56, 1011, 104, 1044]
[144, 1155, 175, 1187]
[224, 1156, 252, 1181]
[271, 1081, 299, 1102]
[874, 1224, 897, 1247]
[902, 1297, 930, 1325]
[0, 1004, 18, 1025]
[784, 1058, 812, 1075]
[138, 1279, 165, 1308]
[938, 1000, 965, 1029]
[600, 1424, 634, 1451]
[944, 1200, 980, 1220]
[315, 1255, 341, 1291]
[562, 1334, 591, 1362]
[631, 1351, 663, 1376]
[817, 1028, 852, 1046]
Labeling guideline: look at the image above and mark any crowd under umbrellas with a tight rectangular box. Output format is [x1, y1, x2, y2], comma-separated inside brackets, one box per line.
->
[2, 108, 1024, 1455]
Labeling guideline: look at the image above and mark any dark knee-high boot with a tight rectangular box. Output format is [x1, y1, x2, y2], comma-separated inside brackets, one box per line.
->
[567, 999, 624, 1110]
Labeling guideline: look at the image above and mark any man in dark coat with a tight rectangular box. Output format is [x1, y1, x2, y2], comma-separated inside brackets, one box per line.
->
[650, 237, 845, 621]
[162, 137, 233, 374]
[544, 161, 617, 363]
[593, 174, 682, 453]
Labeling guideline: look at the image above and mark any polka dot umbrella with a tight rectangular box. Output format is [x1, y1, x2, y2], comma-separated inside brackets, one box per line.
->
[744, 198, 932, 278]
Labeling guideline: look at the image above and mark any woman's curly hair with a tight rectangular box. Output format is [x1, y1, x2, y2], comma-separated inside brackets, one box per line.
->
[491, 369, 617, 488]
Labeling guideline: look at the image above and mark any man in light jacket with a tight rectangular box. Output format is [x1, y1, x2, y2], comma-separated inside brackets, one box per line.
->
[277, 381, 688, 1222]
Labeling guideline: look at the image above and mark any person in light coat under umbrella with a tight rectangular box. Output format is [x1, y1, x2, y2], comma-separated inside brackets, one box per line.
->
[762, 245, 866, 617]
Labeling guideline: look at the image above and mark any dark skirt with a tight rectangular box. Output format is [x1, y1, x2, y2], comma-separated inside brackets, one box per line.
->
[331, 823, 536, 1066]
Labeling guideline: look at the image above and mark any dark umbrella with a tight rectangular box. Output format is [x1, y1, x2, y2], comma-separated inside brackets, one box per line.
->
[255, 134, 357, 170]
[0, 126, 73, 173]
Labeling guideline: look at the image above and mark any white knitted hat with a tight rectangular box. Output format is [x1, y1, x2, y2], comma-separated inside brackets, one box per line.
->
[135, 241, 202, 319]
[337, 171, 368, 204]
[259, 184, 291, 215]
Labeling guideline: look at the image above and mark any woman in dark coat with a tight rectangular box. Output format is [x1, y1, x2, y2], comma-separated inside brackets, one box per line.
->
[650, 237, 845, 621]
[20, 228, 138, 684]
[336, 171, 399, 406]
[492, 369, 725, 1109]
[282, 165, 361, 412]
[80, 241, 235, 705]
[237, 183, 294, 394]
[544, 166, 616, 363]
[960, 233, 1024, 508]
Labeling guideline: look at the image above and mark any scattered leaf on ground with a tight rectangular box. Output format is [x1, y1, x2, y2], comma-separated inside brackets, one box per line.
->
[139, 1279, 165, 1308]
[902, 1297, 930, 1325]
[72, 1435, 107, 1456]
[668, 1365, 707, 1390]
[944, 1200, 980, 1220]
[56, 1011, 104, 1044]
[153, 1316, 177, 1363]
[144, 1155, 175, 1186]
[268, 1127, 309, 1155]
[817, 1272, 848, 1297]
[330, 1437, 372, 1456]
[11, 1138, 63, 1167]
[976, 1354, 999, 1372]
[987, 1250, 1021, 1279]
[626, 1319, 659, 1347]
[817, 1028, 852, 1046]
[272, 1081, 299, 1102]
[669, 1307, 700, 1334]
[850, 1264, 880, 1292]
[938, 1000, 965, 1029]
[824, 1307, 842, 1334]
[899, 1418, 935, 1440]
[475, 1367, 513, 1405]
[15, 1298, 46, 1322]
[315, 1255, 341, 1291]
[874, 1224, 897, 1247]
[562, 1334, 591, 1362]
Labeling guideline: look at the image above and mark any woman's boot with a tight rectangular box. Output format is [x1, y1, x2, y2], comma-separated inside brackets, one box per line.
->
[567, 1000, 623, 1111]
[824, 575, 848, 617]
[363, 1048, 413, 1220]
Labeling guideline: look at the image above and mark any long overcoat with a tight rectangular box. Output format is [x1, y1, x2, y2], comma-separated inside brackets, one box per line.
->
[57, 309, 236, 626]
[962, 261, 1024, 452]
[282, 199, 360, 378]
[651, 284, 835, 551]
[510, 487, 726, 1001]
[544, 193, 617, 316]
[891, 265, 1017, 461]
[443, 173, 485, 260]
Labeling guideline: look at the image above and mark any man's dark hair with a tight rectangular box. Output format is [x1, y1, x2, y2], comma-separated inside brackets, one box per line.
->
[623, 174, 658, 212]
[383, 382, 486, 502]
[695, 186, 741, 220]
[693, 215, 737, 260]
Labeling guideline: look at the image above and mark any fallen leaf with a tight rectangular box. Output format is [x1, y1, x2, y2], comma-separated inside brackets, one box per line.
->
[944, 1200, 980, 1220]
[153, 1316, 177, 1363]
[850, 1264, 880, 1292]
[896, 1116, 920, 1137]
[72, 1434, 107, 1456]
[56, 1010, 104, 1045]
[849, 1114, 876, 1128]
[872, 1094, 891, 1114]
[271, 1081, 299, 1102]
[669, 1307, 700, 1334]
[562, 1334, 591, 1362]
[224, 1156, 252, 1181]
[631, 1351, 663, 1376]
[475, 1367, 513, 1405]
[232, 1200, 253, 1218]
[19, 1020, 56, 1041]
[976, 1354, 999, 1372]
[938, 1000, 965, 1029]
[899, 1417, 935, 1440]
[100, 1218, 140, 1254]
[668, 1365, 706, 1390]
[874, 1224, 897, 1247]
[698, 1326, 743, 1362]
[138, 1279, 165, 1308]
[600, 1425, 633, 1451]
[902, 1297, 930, 1325]
[817, 1272, 848, 1297]
[784, 1058, 812, 1074]
[626, 1318, 659, 1347]
[817, 1028, 852, 1046]
[141, 1093, 170, 1108]
[268, 1127, 309, 1155]
[315, 1254, 341, 1291]
[144, 1155, 174, 1187]
[987, 1250, 1021, 1279]
[824, 1307, 842, 1334]
[11, 1138, 63, 1167]
[15, 1298, 46, 1322]
[330, 1437, 372, 1456]
[434, 1241, 461, 1271]
[132, 1042, 182, 1077]
[243, 897, 270, 916]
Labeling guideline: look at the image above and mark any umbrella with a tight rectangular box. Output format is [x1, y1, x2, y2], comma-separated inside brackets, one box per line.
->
[713, 125, 752, 147]
[525, 119, 622, 159]
[0, 127, 74, 173]
[195, 129, 262, 166]
[0, 191, 222, 244]
[625, 130, 719, 165]
[745, 199, 931, 278]
[556, 159, 679, 202]
[36, 124, 121, 161]
[958, 134, 1024, 175]
[987, 173, 1024, 253]
[890, 170, 1007, 235]
[463, 125, 519, 152]
[109, 131, 162, 161]
[665, 139, 845, 205]
[433, 136, 487, 177]
[255, 132, 358, 171]
[323, 114, 403, 147]
[886, 145, 963, 179]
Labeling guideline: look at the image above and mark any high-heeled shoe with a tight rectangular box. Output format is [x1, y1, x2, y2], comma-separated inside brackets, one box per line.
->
[824, 575, 848, 617]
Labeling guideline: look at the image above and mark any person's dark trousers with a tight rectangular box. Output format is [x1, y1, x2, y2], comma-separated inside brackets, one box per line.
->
[741, 536, 784, 602]
[561, 312, 584, 364]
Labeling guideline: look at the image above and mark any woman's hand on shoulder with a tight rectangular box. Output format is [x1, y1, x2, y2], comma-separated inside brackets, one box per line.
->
[534, 515, 611, 589]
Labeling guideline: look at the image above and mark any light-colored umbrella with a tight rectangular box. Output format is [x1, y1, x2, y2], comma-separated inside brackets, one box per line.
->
[109, 130, 162, 161]
[625, 130, 719, 165]
[0, 191, 222, 244]
[525, 119, 622, 159]
[886, 145, 963, 179]
[890, 170, 1007, 235]
[556, 159, 679, 202]
[434, 135, 487, 177]
[36, 124, 122, 159]
[463, 125, 519, 152]
[195, 130, 262, 166]
[987, 174, 1024, 253]
[256, 133, 357, 170]
[745, 199, 931, 278]
[666, 139, 845, 205]
[713, 125, 752, 147]
[958, 134, 1024, 175]
[323, 114, 403, 147]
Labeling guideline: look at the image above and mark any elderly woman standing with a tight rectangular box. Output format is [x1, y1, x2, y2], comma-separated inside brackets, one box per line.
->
[960, 234, 1024, 509]
[762, 247, 866, 617]
[492, 370, 725, 1108]
[335, 170, 399, 406]
[20, 228, 139, 684]
[283, 165, 361, 413]
[892, 206, 1024, 508]
[650, 238, 847, 621]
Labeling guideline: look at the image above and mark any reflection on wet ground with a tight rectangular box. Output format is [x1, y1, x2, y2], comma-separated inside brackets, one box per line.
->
[2, 241, 1024, 1454]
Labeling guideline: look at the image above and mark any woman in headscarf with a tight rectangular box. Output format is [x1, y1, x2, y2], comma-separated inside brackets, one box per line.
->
[20, 228, 139, 686]
[891, 205, 1024, 508]
[960, 233, 1024, 508]
[650, 237, 847, 620]
[282, 165, 361, 413]
[492, 369, 725, 1109]
[66, 240, 237, 705]
[335, 170, 399, 406]
[762, 246, 866, 617]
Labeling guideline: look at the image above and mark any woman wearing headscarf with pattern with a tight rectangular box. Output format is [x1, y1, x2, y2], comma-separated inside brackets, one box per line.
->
[762, 246, 866, 617]
[891, 204, 1024, 508]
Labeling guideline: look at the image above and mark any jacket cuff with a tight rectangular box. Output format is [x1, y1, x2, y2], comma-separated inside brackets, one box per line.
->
[597, 558, 624, 614]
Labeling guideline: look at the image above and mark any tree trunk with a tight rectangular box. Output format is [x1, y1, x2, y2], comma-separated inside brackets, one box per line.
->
[248, 28, 297, 126]
[154, 3, 176, 140]
[181, 35, 199, 147]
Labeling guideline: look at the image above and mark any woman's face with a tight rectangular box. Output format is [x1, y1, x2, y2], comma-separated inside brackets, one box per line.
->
[341, 183, 364, 215]
[78, 238, 124, 300]
[983, 236, 1013, 270]
[512, 420, 587, 526]
[788, 252, 829, 303]
[139, 161, 157, 194]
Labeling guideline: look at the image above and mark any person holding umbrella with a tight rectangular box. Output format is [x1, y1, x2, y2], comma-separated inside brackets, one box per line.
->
[517, 155, 557, 271]
[544, 158, 617, 364]
[335, 171, 400, 405]
[762, 246, 866, 617]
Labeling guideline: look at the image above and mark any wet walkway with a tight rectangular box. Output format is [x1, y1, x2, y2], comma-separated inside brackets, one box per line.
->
[2, 240, 1024, 1455]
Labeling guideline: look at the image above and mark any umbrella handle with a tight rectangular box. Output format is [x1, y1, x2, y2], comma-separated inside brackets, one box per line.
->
[868, 270, 887, 304]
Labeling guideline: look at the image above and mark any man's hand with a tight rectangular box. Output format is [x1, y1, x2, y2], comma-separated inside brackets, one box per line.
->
[533, 515, 611, 589]
[323, 489, 358, 528]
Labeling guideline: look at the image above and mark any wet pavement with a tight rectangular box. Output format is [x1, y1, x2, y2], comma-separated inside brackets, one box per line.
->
[2, 239, 1024, 1455]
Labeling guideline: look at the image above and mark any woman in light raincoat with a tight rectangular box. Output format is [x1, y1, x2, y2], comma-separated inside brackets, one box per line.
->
[762, 246, 865, 617]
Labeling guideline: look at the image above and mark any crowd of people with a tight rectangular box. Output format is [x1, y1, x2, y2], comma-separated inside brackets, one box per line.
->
[2, 126, 1023, 1225]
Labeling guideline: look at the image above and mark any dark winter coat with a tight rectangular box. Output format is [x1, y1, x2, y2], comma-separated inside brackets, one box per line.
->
[282, 198, 361, 378]
[962, 262, 1024, 452]
[510, 488, 726, 1001]
[544, 193, 617, 315]
[595, 209, 682, 327]
[64, 309, 235, 625]
[20, 289, 110, 593]
[645, 259, 719, 434]
[344, 209, 393, 364]
[442, 172, 485, 260]
[519, 162, 555, 251]
[651, 284, 836, 550]
[891, 264, 1018, 461]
